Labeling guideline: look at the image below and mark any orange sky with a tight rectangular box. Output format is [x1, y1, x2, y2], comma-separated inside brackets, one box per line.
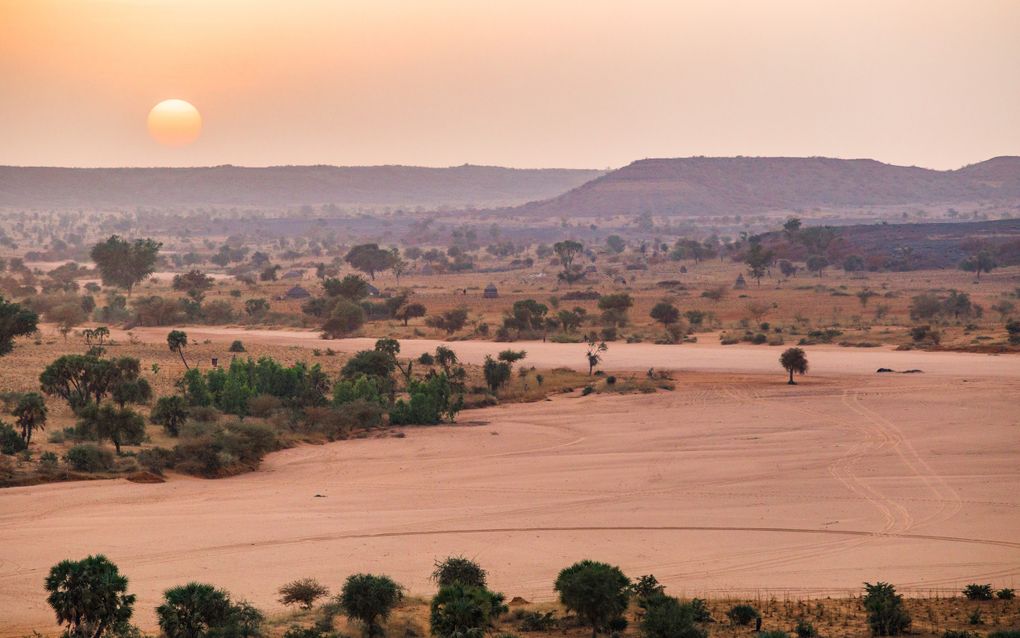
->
[1, 0, 1018, 169]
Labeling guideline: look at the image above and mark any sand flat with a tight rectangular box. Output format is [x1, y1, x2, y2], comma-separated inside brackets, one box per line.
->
[2, 350, 1019, 634]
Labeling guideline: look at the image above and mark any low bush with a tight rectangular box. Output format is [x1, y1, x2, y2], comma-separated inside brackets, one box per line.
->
[863, 582, 911, 636]
[279, 578, 330, 609]
[795, 619, 818, 637]
[137, 447, 176, 474]
[513, 610, 556, 632]
[996, 588, 1015, 600]
[0, 421, 26, 455]
[726, 604, 760, 626]
[64, 444, 114, 472]
[962, 583, 993, 600]
[228, 340, 246, 352]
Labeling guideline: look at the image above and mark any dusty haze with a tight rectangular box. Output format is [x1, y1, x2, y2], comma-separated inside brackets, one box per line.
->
[2, 0, 1019, 169]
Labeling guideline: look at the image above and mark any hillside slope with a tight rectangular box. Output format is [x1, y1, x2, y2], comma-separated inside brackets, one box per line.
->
[507, 156, 1020, 217]
[0, 164, 604, 209]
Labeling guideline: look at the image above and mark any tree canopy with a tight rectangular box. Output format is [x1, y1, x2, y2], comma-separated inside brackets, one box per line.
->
[90, 235, 161, 294]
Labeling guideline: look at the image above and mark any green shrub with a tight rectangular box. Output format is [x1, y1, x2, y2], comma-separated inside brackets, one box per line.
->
[389, 374, 462, 425]
[337, 574, 403, 638]
[431, 556, 487, 588]
[429, 583, 507, 638]
[581, 385, 595, 396]
[795, 619, 818, 637]
[726, 604, 759, 626]
[513, 610, 556, 632]
[988, 631, 1020, 638]
[137, 447, 176, 474]
[64, 444, 114, 472]
[863, 582, 911, 636]
[996, 587, 1015, 600]
[228, 340, 246, 352]
[156, 582, 261, 638]
[554, 560, 629, 638]
[0, 421, 26, 455]
[962, 584, 993, 600]
[641, 595, 707, 638]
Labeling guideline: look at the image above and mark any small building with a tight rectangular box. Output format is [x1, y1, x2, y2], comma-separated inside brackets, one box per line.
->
[483, 283, 499, 299]
[282, 270, 304, 280]
[734, 274, 747, 289]
[366, 284, 381, 297]
[283, 285, 311, 300]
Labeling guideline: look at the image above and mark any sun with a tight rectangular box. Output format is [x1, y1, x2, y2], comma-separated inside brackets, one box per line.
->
[147, 99, 202, 147]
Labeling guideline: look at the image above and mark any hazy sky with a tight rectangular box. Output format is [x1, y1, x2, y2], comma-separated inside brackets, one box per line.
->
[2, 0, 1018, 169]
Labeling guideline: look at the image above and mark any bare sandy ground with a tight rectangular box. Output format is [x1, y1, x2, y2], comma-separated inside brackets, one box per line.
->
[1, 336, 1019, 635]
[124, 325, 1019, 377]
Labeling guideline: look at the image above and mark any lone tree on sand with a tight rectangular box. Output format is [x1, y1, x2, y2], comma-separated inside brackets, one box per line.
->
[167, 330, 190, 370]
[780, 347, 808, 385]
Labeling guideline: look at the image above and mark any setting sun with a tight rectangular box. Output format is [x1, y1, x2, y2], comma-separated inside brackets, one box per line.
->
[147, 99, 202, 147]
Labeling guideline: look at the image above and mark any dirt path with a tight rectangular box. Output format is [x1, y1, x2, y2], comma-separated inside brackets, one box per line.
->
[1, 368, 1018, 635]
[122, 326, 1020, 377]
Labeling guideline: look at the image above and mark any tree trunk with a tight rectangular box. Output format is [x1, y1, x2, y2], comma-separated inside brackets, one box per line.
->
[179, 350, 190, 370]
[788, 369, 796, 385]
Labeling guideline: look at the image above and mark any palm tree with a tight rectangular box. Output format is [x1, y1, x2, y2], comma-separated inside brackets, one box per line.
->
[167, 330, 190, 369]
[780, 347, 809, 385]
[13, 392, 47, 444]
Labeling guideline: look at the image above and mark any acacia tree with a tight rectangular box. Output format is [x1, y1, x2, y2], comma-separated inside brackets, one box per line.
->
[960, 249, 996, 280]
[90, 236, 161, 296]
[13, 392, 47, 445]
[167, 330, 190, 369]
[780, 347, 808, 385]
[394, 302, 427, 326]
[78, 403, 146, 455]
[0, 296, 39, 356]
[345, 244, 396, 280]
[45, 555, 136, 638]
[171, 270, 214, 303]
[650, 301, 680, 332]
[554, 560, 630, 638]
[744, 242, 773, 287]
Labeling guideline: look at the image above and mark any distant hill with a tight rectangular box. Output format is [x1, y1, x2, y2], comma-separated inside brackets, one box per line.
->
[505, 156, 1020, 217]
[0, 164, 605, 209]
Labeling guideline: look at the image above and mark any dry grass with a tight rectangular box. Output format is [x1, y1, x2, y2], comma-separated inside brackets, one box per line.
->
[261, 594, 1020, 638]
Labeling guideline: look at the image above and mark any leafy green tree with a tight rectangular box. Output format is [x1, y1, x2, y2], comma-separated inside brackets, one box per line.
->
[960, 249, 996, 280]
[805, 255, 828, 278]
[322, 298, 366, 338]
[606, 235, 626, 254]
[429, 583, 507, 638]
[90, 236, 161, 295]
[862, 582, 911, 636]
[338, 574, 403, 638]
[554, 560, 630, 638]
[426, 308, 470, 335]
[77, 403, 146, 454]
[156, 582, 236, 638]
[483, 356, 512, 393]
[167, 330, 190, 369]
[151, 395, 190, 437]
[345, 244, 396, 280]
[744, 243, 773, 286]
[598, 293, 633, 327]
[0, 296, 38, 356]
[780, 347, 808, 385]
[554, 240, 585, 285]
[172, 270, 214, 303]
[650, 301, 680, 331]
[45, 555, 136, 638]
[557, 308, 586, 333]
[395, 302, 427, 326]
[13, 392, 47, 444]
[323, 274, 371, 300]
